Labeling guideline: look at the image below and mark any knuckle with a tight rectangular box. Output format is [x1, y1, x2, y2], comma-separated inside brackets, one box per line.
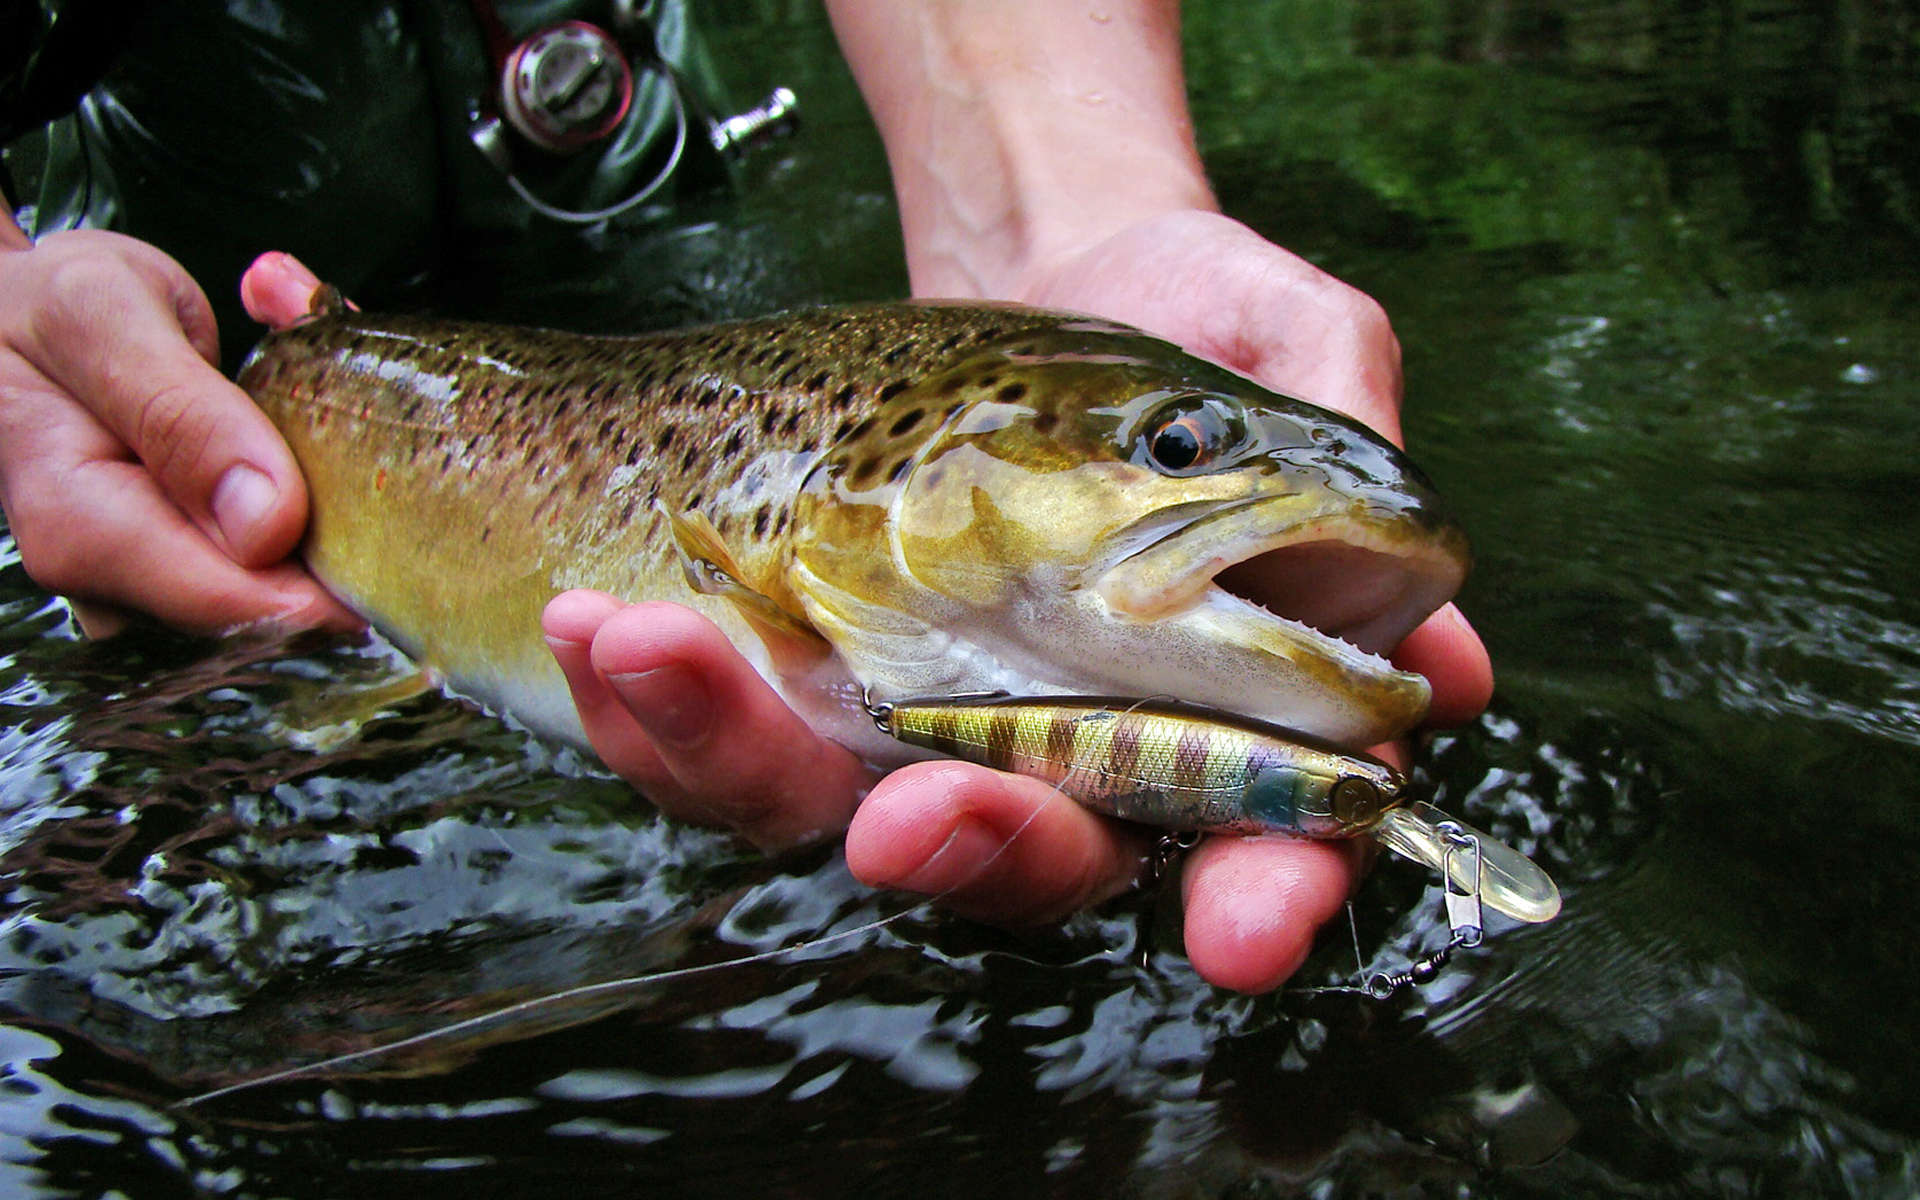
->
[1338, 288, 1398, 347]
[128, 379, 219, 484]
[29, 247, 144, 329]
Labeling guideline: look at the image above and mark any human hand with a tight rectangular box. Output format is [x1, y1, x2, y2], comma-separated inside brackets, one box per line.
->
[0, 230, 356, 636]
[538, 217, 1491, 994]
[975, 206, 1493, 988]
[814, 0, 1493, 989]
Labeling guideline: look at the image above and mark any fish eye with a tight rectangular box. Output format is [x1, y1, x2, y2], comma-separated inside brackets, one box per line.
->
[1138, 396, 1245, 476]
[1329, 776, 1383, 826]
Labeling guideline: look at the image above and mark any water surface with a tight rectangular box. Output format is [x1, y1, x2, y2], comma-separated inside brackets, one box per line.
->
[2, 2, 1917, 1195]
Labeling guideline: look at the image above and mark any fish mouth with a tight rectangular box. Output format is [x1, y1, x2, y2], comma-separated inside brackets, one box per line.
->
[1210, 529, 1466, 659]
[1095, 501, 1469, 733]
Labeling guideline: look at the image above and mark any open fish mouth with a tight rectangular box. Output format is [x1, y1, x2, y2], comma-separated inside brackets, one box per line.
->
[1211, 532, 1466, 659]
[1097, 505, 1470, 673]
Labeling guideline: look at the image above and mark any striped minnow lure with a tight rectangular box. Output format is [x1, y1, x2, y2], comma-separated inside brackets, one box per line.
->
[871, 694, 1560, 924]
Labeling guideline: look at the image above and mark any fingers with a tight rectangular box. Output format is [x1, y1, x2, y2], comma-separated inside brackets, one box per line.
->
[1179, 834, 1362, 993]
[239, 252, 326, 330]
[0, 337, 356, 636]
[542, 593, 875, 850]
[845, 760, 1148, 924]
[3, 435, 355, 635]
[1392, 602, 1493, 729]
[1, 232, 309, 570]
[543, 590, 1363, 990]
[848, 764, 1360, 992]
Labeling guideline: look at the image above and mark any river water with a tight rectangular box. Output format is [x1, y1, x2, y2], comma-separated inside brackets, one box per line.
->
[2, 2, 1916, 1196]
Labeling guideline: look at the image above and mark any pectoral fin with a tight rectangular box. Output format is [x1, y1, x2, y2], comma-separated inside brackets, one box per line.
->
[666, 510, 830, 670]
[788, 560, 975, 695]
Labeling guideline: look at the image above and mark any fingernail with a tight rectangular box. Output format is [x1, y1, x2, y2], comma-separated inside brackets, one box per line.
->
[264, 251, 321, 292]
[608, 664, 712, 748]
[210, 464, 279, 556]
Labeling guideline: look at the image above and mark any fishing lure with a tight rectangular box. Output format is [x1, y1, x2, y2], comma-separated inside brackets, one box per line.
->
[868, 693, 1561, 930]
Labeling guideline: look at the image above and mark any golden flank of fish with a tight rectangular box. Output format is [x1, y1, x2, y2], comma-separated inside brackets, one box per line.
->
[238, 292, 1469, 765]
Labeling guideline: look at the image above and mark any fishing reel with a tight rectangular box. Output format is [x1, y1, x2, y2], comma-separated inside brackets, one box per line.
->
[467, 0, 797, 224]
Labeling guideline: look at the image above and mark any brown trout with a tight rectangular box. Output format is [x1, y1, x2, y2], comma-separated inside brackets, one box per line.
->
[238, 295, 1469, 764]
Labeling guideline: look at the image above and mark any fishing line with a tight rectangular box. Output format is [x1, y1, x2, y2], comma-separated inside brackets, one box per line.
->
[177, 776, 1067, 1109]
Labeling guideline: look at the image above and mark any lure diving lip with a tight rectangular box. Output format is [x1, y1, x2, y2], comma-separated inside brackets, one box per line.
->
[869, 692, 1561, 925]
[1372, 801, 1561, 923]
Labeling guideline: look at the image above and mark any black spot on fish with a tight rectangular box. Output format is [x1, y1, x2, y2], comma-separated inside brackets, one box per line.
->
[849, 456, 880, 487]
[996, 382, 1029, 405]
[847, 416, 878, 443]
[1033, 409, 1060, 435]
[834, 383, 858, 410]
[781, 409, 802, 437]
[886, 457, 911, 484]
[978, 374, 1000, 391]
[760, 407, 778, 437]
[773, 510, 789, 534]
[680, 445, 699, 471]
[753, 506, 771, 537]
[889, 409, 924, 438]
[883, 343, 911, 365]
[776, 365, 801, 388]
[653, 427, 674, 453]
[620, 497, 636, 523]
[723, 429, 744, 458]
[807, 371, 831, 394]
[877, 380, 910, 404]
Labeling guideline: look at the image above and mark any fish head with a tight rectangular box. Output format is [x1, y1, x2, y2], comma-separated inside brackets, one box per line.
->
[788, 318, 1470, 748]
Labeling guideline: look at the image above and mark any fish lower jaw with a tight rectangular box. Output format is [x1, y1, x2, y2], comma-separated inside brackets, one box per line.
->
[1182, 585, 1432, 702]
[1083, 587, 1434, 746]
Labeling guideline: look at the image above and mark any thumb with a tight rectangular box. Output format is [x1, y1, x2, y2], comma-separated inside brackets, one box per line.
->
[10, 235, 310, 568]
